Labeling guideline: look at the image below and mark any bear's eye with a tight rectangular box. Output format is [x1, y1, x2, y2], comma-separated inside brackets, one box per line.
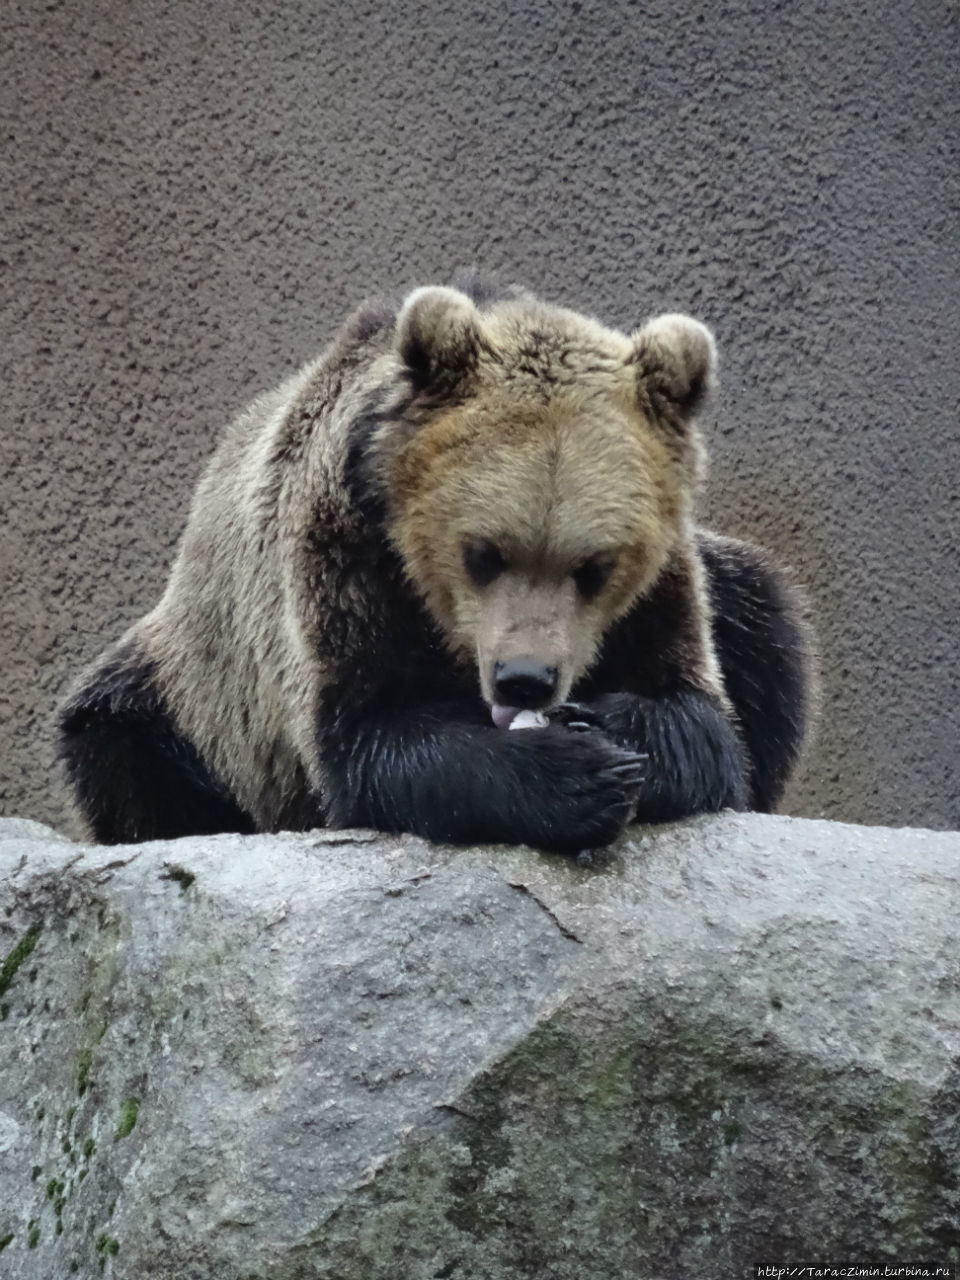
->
[573, 554, 615, 600]
[463, 537, 506, 587]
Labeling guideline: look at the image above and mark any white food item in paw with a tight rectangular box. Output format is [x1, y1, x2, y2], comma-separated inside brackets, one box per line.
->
[508, 709, 549, 731]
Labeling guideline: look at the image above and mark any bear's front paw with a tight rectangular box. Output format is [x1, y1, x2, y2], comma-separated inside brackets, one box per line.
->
[551, 693, 646, 753]
[513, 729, 646, 852]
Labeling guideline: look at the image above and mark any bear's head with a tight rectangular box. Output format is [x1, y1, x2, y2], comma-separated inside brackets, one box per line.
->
[373, 284, 716, 723]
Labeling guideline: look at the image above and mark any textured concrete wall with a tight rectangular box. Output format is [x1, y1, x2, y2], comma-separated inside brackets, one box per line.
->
[2, 0, 958, 835]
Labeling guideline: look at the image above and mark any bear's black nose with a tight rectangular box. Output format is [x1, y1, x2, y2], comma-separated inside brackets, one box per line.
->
[493, 658, 558, 709]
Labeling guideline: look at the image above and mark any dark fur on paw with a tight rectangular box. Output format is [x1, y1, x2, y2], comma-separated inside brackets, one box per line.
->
[504, 727, 646, 850]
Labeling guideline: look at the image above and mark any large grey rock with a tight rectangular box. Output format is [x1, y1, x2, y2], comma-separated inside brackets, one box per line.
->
[1, 814, 958, 1279]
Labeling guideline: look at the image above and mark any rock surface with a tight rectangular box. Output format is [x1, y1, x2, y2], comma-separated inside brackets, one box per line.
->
[0, 814, 958, 1279]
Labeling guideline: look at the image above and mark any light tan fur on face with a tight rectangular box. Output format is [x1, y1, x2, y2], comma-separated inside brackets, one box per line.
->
[388, 300, 701, 703]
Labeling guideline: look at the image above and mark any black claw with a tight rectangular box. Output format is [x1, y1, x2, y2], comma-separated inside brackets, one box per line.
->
[610, 772, 644, 788]
[549, 701, 604, 731]
[610, 760, 646, 777]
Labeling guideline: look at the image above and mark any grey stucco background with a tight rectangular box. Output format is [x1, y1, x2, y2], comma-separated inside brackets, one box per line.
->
[1, 0, 958, 836]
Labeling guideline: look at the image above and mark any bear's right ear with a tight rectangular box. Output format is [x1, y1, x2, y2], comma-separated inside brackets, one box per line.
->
[397, 286, 483, 393]
[630, 313, 718, 426]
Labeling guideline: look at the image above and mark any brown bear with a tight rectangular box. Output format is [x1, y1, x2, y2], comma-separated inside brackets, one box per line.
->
[58, 273, 812, 853]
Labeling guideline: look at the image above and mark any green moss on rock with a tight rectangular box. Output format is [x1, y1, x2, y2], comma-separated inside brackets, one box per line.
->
[114, 1099, 139, 1141]
[723, 1120, 742, 1146]
[77, 1048, 93, 1096]
[163, 865, 196, 891]
[96, 1233, 120, 1272]
[0, 923, 42, 998]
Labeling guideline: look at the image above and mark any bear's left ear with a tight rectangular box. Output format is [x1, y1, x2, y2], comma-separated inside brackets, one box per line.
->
[397, 286, 484, 393]
[630, 313, 717, 425]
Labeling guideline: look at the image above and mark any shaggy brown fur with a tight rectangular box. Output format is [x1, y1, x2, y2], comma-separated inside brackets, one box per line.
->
[59, 277, 812, 851]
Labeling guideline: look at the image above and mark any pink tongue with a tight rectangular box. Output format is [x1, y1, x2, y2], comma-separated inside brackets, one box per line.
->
[491, 704, 520, 730]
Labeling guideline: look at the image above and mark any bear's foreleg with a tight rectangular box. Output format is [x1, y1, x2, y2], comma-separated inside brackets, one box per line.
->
[698, 534, 812, 813]
[58, 642, 255, 844]
[319, 698, 646, 854]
